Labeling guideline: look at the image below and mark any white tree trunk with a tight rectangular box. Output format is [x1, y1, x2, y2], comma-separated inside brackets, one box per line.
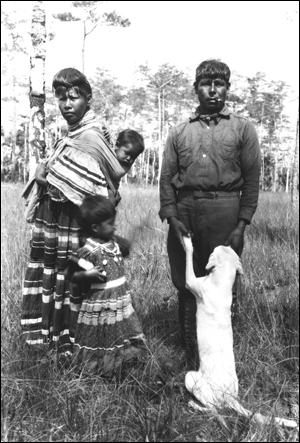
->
[286, 164, 289, 193]
[140, 148, 145, 182]
[151, 148, 156, 185]
[82, 20, 86, 73]
[157, 91, 162, 186]
[29, 1, 46, 177]
[145, 147, 150, 187]
[11, 73, 17, 182]
[291, 102, 299, 209]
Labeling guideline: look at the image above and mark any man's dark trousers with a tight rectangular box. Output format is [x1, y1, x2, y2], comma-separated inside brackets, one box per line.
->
[167, 192, 243, 367]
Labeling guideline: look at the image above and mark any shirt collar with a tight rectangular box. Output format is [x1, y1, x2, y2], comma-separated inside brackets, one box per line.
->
[189, 105, 231, 123]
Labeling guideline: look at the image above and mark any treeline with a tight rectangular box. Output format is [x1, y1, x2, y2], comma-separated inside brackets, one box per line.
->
[1, 1, 299, 194]
[2, 63, 298, 192]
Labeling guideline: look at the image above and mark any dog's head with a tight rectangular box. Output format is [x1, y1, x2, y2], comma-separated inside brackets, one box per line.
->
[205, 245, 244, 275]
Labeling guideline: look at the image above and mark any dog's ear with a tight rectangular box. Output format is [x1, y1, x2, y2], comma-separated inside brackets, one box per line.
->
[236, 258, 244, 275]
[205, 253, 216, 272]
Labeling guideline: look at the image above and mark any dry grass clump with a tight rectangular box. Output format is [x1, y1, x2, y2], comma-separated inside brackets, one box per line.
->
[1, 184, 299, 442]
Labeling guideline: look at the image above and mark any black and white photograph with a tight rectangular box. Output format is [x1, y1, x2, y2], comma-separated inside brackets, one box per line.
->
[1, 1, 299, 441]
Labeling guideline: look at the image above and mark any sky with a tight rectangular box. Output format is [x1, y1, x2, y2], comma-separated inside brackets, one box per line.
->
[1, 0, 299, 129]
[44, 1, 299, 89]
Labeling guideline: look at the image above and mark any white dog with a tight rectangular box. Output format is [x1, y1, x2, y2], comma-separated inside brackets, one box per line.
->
[183, 235, 297, 429]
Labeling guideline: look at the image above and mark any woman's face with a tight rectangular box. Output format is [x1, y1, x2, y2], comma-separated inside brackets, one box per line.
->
[56, 86, 91, 125]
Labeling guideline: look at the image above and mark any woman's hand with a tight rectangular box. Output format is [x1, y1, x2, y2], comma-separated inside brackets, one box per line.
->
[35, 162, 49, 188]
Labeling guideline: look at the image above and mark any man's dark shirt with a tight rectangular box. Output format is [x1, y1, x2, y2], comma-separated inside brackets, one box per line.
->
[159, 106, 261, 224]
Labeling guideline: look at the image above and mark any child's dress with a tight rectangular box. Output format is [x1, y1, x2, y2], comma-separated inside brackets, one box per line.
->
[70, 237, 147, 374]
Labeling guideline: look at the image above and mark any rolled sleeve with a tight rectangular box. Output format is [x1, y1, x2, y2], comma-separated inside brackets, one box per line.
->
[239, 121, 261, 223]
[159, 128, 179, 222]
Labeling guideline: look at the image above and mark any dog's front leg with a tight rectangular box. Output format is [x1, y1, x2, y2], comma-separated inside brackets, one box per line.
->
[183, 236, 202, 300]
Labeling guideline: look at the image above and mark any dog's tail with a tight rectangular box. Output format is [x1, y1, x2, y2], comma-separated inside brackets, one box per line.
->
[227, 397, 298, 429]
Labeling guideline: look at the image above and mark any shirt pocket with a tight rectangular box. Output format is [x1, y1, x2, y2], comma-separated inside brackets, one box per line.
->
[220, 127, 239, 160]
[178, 145, 192, 171]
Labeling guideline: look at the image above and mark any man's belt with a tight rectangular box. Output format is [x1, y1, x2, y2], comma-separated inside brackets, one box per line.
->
[177, 190, 240, 199]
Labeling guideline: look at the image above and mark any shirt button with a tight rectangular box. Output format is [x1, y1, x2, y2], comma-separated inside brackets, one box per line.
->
[203, 154, 206, 158]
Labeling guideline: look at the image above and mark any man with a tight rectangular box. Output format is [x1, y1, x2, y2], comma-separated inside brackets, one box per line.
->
[159, 59, 261, 367]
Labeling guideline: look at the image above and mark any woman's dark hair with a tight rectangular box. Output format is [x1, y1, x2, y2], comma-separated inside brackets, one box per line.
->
[52, 68, 92, 98]
[77, 195, 116, 236]
[116, 129, 145, 154]
[194, 59, 231, 91]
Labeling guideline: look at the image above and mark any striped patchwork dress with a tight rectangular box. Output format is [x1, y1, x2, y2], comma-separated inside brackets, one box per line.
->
[70, 238, 147, 374]
[21, 112, 111, 352]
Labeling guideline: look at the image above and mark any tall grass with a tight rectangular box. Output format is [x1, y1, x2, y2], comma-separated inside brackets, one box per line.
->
[1, 184, 299, 442]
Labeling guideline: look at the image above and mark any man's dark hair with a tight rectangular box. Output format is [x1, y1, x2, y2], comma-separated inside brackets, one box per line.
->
[77, 195, 116, 236]
[52, 67, 92, 98]
[116, 129, 145, 154]
[194, 59, 231, 91]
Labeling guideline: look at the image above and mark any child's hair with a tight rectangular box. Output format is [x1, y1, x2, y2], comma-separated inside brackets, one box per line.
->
[116, 129, 145, 154]
[77, 195, 116, 236]
[52, 67, 92, 99]
[194, 59, 231, 91]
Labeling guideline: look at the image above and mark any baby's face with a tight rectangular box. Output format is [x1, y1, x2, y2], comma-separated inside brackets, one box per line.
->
[116, 143, 140, 169]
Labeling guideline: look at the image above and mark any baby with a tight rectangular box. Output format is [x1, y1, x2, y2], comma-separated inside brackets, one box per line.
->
[35, 128, 145, 207]
[107, 129, 145, 205]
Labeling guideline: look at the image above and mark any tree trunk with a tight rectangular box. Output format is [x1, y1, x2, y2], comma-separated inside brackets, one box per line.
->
[286, 163, 289, 193]
[140, 148, 145, 182]
[11, 73, 17, 182]
[158, 91, 162, 186]
[151, 148, 156, 185]
[82, 20, 86, 73]
[24, 123, 28, 183]
[145, 147, 150, 187]
[273, 149, 278, 192]
[261, 152, 265, 191]
[29, 1, 46, 177]
[291, 102, 299, 208]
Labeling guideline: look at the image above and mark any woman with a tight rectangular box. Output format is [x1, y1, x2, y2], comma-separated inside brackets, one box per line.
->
[21, 68, 122, 356]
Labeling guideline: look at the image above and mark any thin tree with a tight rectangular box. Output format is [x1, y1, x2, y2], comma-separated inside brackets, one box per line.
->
[54, 1, 130, 73]
[291, 102, 299, 208]
[28, 0, 46, 177]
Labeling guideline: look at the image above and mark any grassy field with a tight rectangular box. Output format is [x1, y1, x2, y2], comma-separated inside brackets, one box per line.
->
[1, 184, 299, 442]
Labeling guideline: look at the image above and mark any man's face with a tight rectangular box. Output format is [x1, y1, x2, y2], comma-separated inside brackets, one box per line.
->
[196, 77, 228, 114]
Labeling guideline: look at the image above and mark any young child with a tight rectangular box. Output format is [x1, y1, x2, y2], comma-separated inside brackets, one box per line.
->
[67, 194, 147, 375]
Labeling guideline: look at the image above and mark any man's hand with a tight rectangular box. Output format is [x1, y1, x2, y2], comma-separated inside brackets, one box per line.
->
[168, 216, 190, 249]
[224, 219, 246, 255]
